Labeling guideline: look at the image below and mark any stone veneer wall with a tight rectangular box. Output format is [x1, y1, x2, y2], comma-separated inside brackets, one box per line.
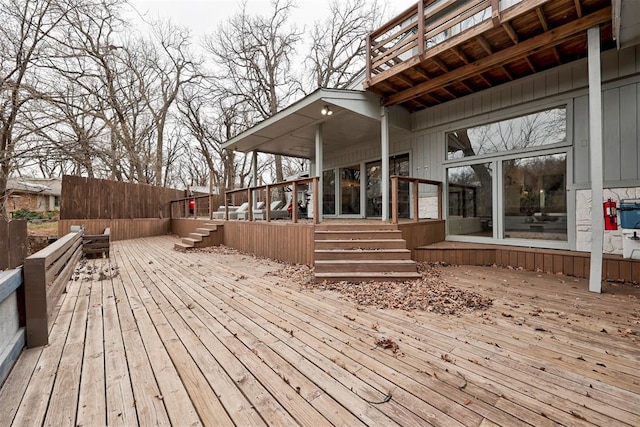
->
[576, 188, 640, 254]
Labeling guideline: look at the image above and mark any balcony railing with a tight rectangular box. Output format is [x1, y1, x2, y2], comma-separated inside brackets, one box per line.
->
[390, 176, 443, 224]
[366, 0, 525, 84]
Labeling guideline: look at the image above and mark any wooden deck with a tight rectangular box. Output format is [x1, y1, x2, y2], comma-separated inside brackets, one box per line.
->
[1, 236, 639, 426]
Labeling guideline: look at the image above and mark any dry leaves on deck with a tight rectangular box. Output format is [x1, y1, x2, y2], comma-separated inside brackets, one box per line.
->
[300, 262, 492, 315]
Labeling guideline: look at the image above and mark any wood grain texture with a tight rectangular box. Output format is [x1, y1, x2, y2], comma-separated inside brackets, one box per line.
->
[2, 236, 638, 426]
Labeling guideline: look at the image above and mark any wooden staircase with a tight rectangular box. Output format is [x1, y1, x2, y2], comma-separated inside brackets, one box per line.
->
[174, 223, 223, 250]
[313, 223, 421, 283]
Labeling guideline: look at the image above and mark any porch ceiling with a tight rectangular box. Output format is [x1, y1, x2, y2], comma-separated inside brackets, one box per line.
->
[364, 0, 615, 112]
[222, 89, 411, 159]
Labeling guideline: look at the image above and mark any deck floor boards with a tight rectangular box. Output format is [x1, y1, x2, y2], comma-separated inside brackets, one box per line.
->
[1, 235, 639, 426]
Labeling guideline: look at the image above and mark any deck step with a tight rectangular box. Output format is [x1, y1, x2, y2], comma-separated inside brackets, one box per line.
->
[314, 272, 422, 283]
[174, 242, 193, 250]
[315, 260, 417, 273]
[314, 239, 408, 250]
[195, 228, 212, 236]
[314, 230, 402, 240]
[314, 249, 411, 261]
[182, 237, 200, 246]
[189, 232, 207, 242]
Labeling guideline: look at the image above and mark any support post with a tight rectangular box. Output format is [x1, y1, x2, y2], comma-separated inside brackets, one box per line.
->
[588, 26, 604, 293]
[381, 106, 390, 221]
[251, 150, 258, 214]
[315, 124, 324, 223]
[413, 179, 419, 222]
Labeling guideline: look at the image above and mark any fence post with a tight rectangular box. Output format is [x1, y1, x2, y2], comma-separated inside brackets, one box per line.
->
[413, 179, 419, 222]
[391, 176, 399, 224]
[292, 181, 298, 223]
[23, 257, 48, 347]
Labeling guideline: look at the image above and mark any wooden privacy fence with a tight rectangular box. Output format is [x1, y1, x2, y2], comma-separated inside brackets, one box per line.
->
[61, 175, 184, 220]
[0, 220, 27, 270]
[23, 230, 83, 347]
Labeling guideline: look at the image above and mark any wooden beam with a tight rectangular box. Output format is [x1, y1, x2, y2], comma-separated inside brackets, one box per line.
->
[365, 0, 557, 88]
[477, 73, 493, 88]
[451, 46, 471, 64]
[491, 0, 501, 25]
[501, 65, 514, 80]
[477, 35, 493, 55]
[552, 46, 562, 64]
[412, 66, 431, 80]
[536, 6, 549, 31]
[503, 21, 519, 44]
[395, 73, 415, 88]
[525, 56, 537, 73]
[384, 7, 611, 106]
[431, 56, 449, 72]
[574, 0, 583, 18]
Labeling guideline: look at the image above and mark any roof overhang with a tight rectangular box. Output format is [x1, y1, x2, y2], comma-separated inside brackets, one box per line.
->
[222, 88, 411, 159]
[613, 0, 640, 49]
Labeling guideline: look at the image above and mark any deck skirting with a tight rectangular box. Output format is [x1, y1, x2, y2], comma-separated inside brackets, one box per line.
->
[416, 243, 640, 283]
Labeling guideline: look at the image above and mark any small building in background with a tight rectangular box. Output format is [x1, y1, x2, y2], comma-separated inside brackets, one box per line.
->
[6, 177, 62, 215]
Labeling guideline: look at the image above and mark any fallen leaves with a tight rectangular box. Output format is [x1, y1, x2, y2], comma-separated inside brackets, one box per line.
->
[300, 264, 492, 315]
[375, 337, 399, 353]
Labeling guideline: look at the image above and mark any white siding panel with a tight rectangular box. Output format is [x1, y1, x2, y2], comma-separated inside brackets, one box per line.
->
[619, 86, 638, 181]
[603, 88, 621, 182]
[573, 95, 590, 185]
[618, 46, 637, 77]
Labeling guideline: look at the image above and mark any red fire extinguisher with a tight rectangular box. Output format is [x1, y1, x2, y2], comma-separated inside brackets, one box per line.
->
[603, 198, 618, 230]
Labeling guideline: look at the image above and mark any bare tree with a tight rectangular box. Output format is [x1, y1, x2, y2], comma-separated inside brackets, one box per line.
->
[0, 0, 77, 218]
[306, 0, 384, 89]
[144, 19, 202, 186]
[205, 0, 302, 187]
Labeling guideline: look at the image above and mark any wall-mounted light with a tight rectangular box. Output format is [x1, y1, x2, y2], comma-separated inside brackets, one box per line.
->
[321, 105, 333, 116]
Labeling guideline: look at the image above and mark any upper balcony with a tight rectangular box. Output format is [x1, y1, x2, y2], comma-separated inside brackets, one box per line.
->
[364, 0, 615, 112]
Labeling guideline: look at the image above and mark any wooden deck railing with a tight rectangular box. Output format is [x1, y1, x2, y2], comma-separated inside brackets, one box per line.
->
[0, 267, 25, 385]
[366, 0, 525, 84]
[391, 175, 443, 224]
[170, 193, 225, 220]
[225, 177, 320, 224]
[23, 230, 84, 347]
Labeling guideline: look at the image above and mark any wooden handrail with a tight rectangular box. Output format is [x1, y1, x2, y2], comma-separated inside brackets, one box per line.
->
[390, 176, 443, 224]
[366, 0, 521, 81]
[24, 230, 84, 347]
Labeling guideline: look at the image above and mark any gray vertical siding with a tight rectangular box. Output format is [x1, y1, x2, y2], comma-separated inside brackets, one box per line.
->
[408, 46, 640, 189]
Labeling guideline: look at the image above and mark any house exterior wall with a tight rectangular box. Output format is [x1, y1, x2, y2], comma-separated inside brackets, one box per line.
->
[7, 193, 56, 213]
[403, 46, 640, 255]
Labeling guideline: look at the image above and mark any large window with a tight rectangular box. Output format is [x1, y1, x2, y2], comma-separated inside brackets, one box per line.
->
[446, 107, 569, 245]
[323, 169, 336, 215]
[447, 107, 566, 160]
[448, 163, 493, 237]
[365, 154, 410, 218]
[340, 165, 361, 215]
[503, 153, 567, 240]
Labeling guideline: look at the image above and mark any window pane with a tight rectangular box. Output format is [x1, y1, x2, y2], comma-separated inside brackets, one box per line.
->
[340, 166, 360, 215]
[448, 163, 492, 236]
[446, 108, 566, 159]
[503, 153, 567, 241]
[323, 169, 335, 215]
[366, 161, 381, 217]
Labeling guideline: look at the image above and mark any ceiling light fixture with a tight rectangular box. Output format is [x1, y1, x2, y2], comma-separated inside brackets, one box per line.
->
[321, 105, 333, 116]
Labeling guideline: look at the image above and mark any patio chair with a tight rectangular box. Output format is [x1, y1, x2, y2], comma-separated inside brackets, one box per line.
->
[238, 200, 282, 221]
[235, 201, 267, 220]
[211, 202, 247, 220]
[254, 201, 291, 220]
